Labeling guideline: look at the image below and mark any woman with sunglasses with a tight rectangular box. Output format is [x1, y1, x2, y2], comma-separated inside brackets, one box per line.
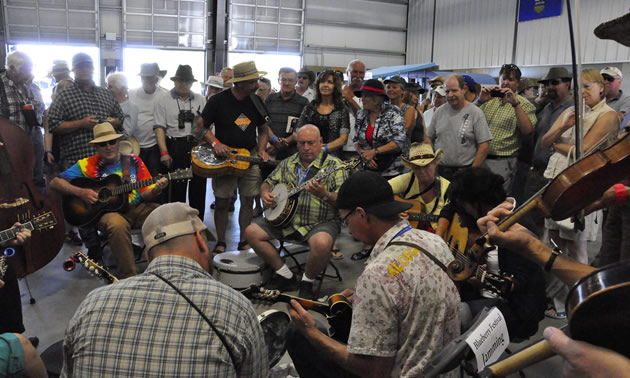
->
[540, 68, 619, 319]
[297, 70, 349, 157]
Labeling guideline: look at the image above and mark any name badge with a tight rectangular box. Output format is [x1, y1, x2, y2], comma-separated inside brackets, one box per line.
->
[464, 307, 510, 371]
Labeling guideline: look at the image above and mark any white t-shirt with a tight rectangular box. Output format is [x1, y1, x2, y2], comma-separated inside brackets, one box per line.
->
[128, 86, 168, 148]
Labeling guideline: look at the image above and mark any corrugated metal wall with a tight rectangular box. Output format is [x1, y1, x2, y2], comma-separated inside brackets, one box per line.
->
[303, 0, 408, 68]
[432, 0, 516, 70]
[407, 0, 630, 70]
[406, 0, 434, 64]
[516, 0, 630, 65]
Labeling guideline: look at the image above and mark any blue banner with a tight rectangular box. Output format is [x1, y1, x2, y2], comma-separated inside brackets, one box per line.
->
[519, 0, 562, 22]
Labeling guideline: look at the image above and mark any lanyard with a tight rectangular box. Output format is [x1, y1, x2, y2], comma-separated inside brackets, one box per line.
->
[297, 165, 312, 185]
[390, 225, 412, 244]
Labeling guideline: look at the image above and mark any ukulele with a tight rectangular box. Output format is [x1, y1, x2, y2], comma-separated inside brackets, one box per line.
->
[63, 168, 192, 226]
[242, 284, 352, 343]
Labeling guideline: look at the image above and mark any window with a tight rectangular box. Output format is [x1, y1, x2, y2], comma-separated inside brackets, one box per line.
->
[228, 52, 301, 91]
[123, 47, 206, 94]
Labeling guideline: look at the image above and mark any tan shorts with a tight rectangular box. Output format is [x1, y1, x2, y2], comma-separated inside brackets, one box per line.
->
[211, 160, 261, 199]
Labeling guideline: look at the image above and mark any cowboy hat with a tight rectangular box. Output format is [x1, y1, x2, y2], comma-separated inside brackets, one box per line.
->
[88, 122, 124, 145]
[402, 142, 443, 169]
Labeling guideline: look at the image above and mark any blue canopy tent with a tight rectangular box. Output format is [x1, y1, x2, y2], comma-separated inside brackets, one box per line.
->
[367, 63, 497, 85]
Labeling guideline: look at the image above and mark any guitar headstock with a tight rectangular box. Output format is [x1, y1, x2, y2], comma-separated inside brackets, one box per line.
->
[31, 212, 57, 231]
[343, 157, 361, 170]
[168, 168, 194, 181]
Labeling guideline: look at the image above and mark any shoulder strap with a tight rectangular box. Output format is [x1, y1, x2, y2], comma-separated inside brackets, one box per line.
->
[150, 272, 239, 372]
[387, 240, 448, 273]
[0, 76, 10, 118]
[122, 154, 131, 184]
[248, 93, 271, 124]
[403, 174, 417, 199]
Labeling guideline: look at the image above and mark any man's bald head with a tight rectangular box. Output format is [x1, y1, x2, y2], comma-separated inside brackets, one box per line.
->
[297, 125, 323, 163]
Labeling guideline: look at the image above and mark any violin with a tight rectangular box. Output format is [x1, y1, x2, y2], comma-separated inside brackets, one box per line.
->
[0, 119, 64, 277]
[447, 133, 630, 281]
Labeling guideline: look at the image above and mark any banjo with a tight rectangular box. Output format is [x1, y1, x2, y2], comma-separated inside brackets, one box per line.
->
[263, 158, 360, 228]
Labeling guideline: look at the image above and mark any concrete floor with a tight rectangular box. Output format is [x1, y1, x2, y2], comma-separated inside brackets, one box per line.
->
[18, 181, 576, 377]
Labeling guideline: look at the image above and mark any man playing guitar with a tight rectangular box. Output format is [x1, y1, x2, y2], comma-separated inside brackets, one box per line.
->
[50, 123, 167, 278]
[388, 142, 451, 235]
[244, 125, 348, 300]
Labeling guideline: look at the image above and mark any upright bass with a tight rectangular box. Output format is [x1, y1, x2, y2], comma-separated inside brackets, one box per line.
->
[0, 119, 64, 277]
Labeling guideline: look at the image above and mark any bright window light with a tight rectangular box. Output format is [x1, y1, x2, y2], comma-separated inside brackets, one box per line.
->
[123, 48, 206, 94]
[227, 53, 302, 91]
[13, 44, 100, 106]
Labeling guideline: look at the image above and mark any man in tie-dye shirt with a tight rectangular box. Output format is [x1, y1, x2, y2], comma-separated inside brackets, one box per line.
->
[51, 123, 168, 278]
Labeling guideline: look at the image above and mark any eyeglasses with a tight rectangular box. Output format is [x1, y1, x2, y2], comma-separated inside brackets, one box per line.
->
[341, 208, 357, 226]
[602, 75, 616, 82]
[280, 78, 297, 83]
[97, 140, 117, 147]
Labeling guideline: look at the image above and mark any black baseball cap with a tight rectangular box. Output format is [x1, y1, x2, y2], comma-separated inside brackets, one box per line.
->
[336, 171, 412, 217]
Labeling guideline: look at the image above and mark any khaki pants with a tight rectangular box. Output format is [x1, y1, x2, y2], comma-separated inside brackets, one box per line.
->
[97, 202, 159, 279]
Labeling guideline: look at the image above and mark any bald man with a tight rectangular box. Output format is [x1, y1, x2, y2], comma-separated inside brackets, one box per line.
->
[245, 125, 349, 299]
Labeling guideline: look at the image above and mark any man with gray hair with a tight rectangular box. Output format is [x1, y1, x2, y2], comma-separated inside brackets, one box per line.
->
[107, 72, 138, 140]
[428, 74, 492, 181]
[0, 51, 46, 189]
[600, 66, 630, 122]
[128, 63, 168, 176]
[62, 202, 267, 377]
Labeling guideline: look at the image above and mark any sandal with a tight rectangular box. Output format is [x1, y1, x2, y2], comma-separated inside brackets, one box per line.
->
[351, 247, 372, 261]
[213, 241, 226, 256]
[544, 307, 567, 320]
[237, 241, 251, 250]
[331, 247, 344, 260]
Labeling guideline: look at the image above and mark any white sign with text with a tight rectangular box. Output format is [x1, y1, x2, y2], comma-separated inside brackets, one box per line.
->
[464, 307, 510, 371]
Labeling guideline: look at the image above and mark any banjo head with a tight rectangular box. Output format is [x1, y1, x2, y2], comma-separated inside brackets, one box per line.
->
[258, 309, 290, 368]
[566, 260, 630, 358]
[191, 145, 227, 167]
[263, 183, 291, 221]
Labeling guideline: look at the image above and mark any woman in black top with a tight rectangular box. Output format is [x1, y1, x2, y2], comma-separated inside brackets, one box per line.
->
[298, 70, 349, 156]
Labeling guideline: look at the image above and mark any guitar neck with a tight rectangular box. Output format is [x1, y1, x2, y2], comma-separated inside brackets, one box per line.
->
[408, 212, 440, 223]
[274, 293, 331, 315]
[288, 166, 339, 198]
[110, 176, 160, 196]
[236, 155, 278, 166]
[0, 221, 35, 243]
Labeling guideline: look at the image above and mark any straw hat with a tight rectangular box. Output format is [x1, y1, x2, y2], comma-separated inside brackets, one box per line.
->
[402, 142, 443, 169]
[88, 122, 124, 145]
[203, 75, 224, 89]
[119, 136, 140, 155]
[227, 61, 267, 83]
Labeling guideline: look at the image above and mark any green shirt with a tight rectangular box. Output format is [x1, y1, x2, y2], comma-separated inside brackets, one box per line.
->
[481, 95, 537, 156]
[265, 150, 348, 237]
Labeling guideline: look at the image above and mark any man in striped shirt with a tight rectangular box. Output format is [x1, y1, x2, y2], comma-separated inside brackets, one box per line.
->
[245, 125, 348, 299]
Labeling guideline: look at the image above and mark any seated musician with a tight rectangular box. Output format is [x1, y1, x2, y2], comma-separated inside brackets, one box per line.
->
[388, 142, 450, 235]
[50, 123, 168, 279]
[244, 124, 348, 300]
[286, 171, 460, 377]
[445, 167, 546, 340]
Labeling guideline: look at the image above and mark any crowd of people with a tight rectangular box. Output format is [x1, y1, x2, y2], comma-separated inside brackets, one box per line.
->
[1, 46, 630, 377]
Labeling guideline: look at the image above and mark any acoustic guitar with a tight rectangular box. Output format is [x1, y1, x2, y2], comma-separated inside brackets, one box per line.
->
[0, 211, 57, 281]
[63, 251, 119, 284]
[191, 143, 279, 178]
[242, 284, 352, 343]
[394, 195, 440, 231]
[264, 158, 360, 228]
[63, 169, 192, 227]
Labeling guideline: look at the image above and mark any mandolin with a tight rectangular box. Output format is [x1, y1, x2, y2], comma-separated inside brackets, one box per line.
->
[63, 168, 192, 226]
[242, 284, 352, 343]
[191, 143, 279, 178]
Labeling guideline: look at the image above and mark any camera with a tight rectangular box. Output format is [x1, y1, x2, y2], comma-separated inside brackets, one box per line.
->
[490, 89, 505, 98]
[178, 110, 195, 129]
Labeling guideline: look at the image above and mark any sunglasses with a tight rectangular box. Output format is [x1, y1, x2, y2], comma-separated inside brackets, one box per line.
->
[602, 75, 616, 82]
[547, 79, 565, 86]
[341, 208, 357, 226]
[97, 140, 118, 147]
[501, 63, 521, 75]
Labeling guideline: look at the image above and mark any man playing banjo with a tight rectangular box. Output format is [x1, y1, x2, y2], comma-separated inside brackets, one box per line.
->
[244, 125, 349, 300]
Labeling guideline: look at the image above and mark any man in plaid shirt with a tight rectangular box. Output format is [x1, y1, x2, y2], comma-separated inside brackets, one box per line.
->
[245, 125, 349, 299]
[48, 52, 124, 169]
[62, 202, 267, 377]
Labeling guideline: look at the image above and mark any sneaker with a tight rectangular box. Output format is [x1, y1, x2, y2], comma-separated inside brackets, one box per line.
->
[298, 280, 315, 300]
[266, 274, 298, 292]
